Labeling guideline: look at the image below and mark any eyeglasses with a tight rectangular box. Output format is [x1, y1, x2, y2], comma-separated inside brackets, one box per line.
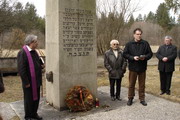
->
[113, 44, 119, 45]
[135, 34, 141, 35]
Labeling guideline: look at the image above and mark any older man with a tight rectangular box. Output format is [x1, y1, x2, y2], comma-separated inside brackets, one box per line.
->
[104, 40, 127, 101]
[17, 35, 44, 120]
[156, 36, 177, 95]
[123, 28, 152, 106]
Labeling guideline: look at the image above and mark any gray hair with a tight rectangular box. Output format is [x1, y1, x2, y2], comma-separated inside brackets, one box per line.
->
[24, 34, 38, 45]
[164, 36, 172, 40]
[110, 39, 119, 47]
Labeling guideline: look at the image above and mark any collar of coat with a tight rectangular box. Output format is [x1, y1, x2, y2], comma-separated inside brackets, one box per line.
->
[110, 48, 122, 54]
[132, 39, 145, 44]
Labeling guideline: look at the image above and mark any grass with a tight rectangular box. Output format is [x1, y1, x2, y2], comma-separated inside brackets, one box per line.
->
[98, 65, 180, 103]
[0, 66, 179, 103]
[0, 74, 46, 102]
[0, 76, 23, 102]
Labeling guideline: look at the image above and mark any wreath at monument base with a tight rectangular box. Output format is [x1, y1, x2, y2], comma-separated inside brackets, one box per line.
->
[65, 86, 95, 112]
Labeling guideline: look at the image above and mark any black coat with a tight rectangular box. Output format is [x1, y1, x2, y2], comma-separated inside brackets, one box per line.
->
[17, 49, 42, 88]
[156, 44, 177, 72]
[123, 39, 153, 72]
[0, 71, 5, 93]
[104, 49, 127, 79]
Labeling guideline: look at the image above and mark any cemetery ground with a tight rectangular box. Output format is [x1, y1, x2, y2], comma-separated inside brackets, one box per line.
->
[0, 65, 180, 103]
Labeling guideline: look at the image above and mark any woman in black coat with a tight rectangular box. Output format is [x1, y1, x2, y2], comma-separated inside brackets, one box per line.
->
[156, 36, 177, 95]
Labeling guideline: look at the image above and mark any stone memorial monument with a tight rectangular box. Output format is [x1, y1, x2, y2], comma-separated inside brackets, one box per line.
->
[46, 0, 97, 110]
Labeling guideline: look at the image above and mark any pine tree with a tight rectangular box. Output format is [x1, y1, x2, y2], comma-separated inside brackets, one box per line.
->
[156, 3, 172, 31]
[165, 0, 180, 13]
[146, 11, 156, 23]
[136, 14, 143, 22]
[127, 15, 134, 27]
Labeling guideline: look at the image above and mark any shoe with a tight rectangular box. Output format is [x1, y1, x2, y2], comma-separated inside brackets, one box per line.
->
[111, 96, 116, 101]
[25, 118, 32, 120]
[166, 91, 170, 95]
[116, 96, 122, 101]
[127, 99, 133, 106]
[160, 92, 165, 95]
[140, 101, 147, 106]
[32, 114, 42, 120]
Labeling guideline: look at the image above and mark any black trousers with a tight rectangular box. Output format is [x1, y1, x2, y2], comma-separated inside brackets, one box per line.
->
[109, 78, 122, 97]
[23, 87, 40, 119]
[159, 71, 173, 93]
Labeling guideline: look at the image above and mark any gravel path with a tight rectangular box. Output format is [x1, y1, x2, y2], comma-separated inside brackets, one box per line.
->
[1, 86, 179, 120]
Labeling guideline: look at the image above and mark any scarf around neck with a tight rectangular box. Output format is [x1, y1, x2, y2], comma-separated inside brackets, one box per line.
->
[23, 45, 38, 101]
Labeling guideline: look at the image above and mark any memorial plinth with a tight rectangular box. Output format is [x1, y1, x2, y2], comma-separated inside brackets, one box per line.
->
[46, 0, 97, 110]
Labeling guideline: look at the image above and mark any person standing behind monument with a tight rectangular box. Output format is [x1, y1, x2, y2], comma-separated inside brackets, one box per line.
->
[123, 28, 153, 106]
[17, 35, 44, 120]
[156, 36, 177, 95]
[104, 40, 127, 101]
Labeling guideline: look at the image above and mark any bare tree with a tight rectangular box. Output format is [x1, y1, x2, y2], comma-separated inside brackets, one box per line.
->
[0, 28, 25, 57]
[96, 0, 141, 55]
[167, 26, 180, 49]
[128, 22, 165, 45]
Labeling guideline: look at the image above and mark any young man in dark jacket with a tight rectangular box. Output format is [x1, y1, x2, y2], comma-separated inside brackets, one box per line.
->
[104, 40, 127, 101]
[156, 36, 177, 95]
[123, 28, 153, 106]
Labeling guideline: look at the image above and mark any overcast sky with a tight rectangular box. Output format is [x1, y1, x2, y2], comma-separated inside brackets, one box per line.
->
[18, 0, 167, 18]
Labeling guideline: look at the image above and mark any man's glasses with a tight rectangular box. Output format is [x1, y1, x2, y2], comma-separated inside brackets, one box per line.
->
[135, 34, 141, 35]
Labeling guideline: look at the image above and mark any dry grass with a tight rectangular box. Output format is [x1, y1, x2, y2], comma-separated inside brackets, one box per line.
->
[98, 65, 180, 103]
[0, 66, 179, 103]
[0, 75, 46, 102]
[0, 76, 23, 102]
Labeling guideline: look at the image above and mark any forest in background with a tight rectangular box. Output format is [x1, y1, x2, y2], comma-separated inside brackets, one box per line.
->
[0, 0, 45, 57]
[0, 0, 179, 56]
[96, 0, 180, 54]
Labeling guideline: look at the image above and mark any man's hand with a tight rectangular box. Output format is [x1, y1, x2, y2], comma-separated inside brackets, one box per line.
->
[139, 55, 145, 60]
[162, 57, 168, 62]
[134, 56, 139, 61]
[139, 57, 145, 60]
[25, 84, 30, 88]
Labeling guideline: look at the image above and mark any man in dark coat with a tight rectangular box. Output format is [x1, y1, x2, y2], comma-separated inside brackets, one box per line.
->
[104, 39, 127, 101]
[156, 36, 177, 95]
[123, 28, 153, 106]
[0, 71, 5, 93]
[17, 34, 44, 120]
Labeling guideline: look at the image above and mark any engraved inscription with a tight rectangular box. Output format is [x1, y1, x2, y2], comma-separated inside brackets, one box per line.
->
[62, 8, 94, 56]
